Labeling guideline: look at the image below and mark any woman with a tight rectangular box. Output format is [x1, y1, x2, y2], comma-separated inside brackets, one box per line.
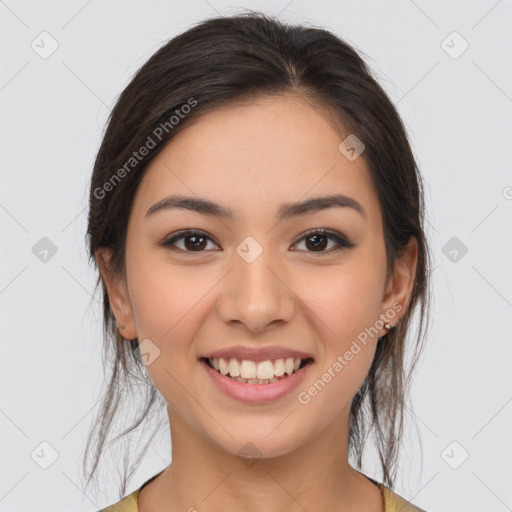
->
[85, 12, 431, 512]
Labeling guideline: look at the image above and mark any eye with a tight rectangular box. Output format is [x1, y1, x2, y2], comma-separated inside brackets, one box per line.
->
[291, 229, 355, 253]
[157, 229, 220, 253]
[157, 228, 355, 254]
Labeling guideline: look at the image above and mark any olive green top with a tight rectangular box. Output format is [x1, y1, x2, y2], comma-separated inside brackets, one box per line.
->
[98, 471, 426, 511]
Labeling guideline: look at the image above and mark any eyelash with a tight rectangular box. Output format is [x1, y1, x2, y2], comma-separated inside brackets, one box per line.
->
[157, 228, 355, 254]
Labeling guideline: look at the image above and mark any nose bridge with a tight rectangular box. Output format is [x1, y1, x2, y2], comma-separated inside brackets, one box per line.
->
[216, 238, 295, 331]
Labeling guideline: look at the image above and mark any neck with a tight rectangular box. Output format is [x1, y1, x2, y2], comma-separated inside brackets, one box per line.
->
[138, 407, 383, 512]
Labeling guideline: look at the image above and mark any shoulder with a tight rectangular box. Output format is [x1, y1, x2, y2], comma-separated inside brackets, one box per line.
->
[97, 489, 140, 512]
[379, 484, 427, 512]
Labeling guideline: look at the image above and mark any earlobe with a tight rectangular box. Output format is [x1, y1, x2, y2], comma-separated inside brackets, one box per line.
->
[95, 248, 137, 340]
[379, 237, 418, 336]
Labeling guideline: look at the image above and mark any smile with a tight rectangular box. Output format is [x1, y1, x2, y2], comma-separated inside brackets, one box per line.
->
[199, 356, 315, 404]
[203, 356, 314, 384]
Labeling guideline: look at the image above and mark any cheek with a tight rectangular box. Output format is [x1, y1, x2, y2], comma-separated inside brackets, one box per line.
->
[126, 257, 218, 389]
[127, 266, 205, 409]
[295, 270, 381, 414]
[128, 253, 212, 341]
[294, 262, 385, 342]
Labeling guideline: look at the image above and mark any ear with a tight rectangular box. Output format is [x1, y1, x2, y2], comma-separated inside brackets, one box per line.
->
[378, 236, 418, 337]
[95, 248, 137, 340]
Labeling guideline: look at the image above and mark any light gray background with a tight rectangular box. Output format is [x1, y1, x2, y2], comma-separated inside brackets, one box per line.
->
[1, 1, 511, 511]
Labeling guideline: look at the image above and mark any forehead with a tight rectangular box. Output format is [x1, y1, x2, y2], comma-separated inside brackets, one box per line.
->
[132, 95, 380, 225]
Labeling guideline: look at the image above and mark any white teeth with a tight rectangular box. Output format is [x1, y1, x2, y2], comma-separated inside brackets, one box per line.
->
[228, 358, 240, 377]
[219, 358, 229, 375]
[208, 356, 309, 381]
[256, 360, 275, 380]
[274, 358, 285, 376]
[240, 360, 257, 379]
[284, 357, 294, 375]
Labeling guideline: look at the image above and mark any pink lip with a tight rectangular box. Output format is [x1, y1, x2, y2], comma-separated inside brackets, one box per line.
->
[200, 345, 314, 362]
[200, 359, 313, 404]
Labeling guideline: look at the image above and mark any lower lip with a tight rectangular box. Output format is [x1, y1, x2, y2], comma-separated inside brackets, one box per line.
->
[200, 359, 312, 404]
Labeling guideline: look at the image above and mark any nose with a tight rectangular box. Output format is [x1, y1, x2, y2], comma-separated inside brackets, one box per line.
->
[216, 247, 295, 333]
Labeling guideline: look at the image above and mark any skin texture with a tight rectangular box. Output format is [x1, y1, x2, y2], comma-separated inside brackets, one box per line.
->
[97, 94, 418, 512]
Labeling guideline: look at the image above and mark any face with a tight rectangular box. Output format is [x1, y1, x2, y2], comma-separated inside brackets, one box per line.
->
[99, 94, 416, 459]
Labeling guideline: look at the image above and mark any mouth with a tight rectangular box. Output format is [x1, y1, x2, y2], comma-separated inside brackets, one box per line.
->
[200, 356, 315, 385]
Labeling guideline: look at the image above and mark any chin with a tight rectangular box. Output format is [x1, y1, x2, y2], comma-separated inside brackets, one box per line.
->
[208, 426, 305, 462]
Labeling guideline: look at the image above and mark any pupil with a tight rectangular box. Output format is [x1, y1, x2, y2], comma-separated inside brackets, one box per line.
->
[306, 234, 327, 251]
[185, 235, 206, 251]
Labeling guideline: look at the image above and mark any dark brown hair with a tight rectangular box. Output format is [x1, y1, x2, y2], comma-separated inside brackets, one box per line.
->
[83, 11, 431, 497]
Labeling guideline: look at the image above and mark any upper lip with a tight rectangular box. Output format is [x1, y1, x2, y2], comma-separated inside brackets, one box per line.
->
[200, 345, 314, 362]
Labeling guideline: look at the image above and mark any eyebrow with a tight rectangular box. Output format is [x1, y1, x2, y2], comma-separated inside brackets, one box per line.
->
[145, 194, 367, 221]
